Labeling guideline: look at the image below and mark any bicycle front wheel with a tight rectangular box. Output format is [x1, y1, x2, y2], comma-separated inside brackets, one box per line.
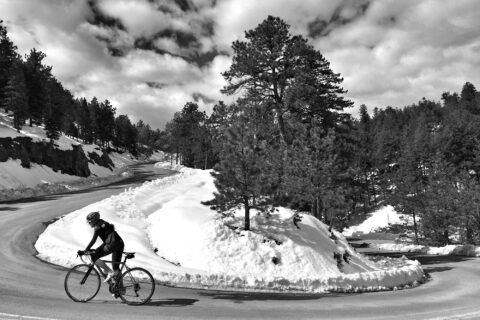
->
[64, 264, 101, 302]
[118, 267, 155, 305]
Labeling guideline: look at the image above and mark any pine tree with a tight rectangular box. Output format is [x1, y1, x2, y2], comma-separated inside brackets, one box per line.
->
[78, 98, 92, 143]
[356, 104, 374, 213]
[0, 21, 20, 104]
[207, 100, 274, 230]
[114, 114, 137, 153]
[44, 77, 68, 143]
[89, 97, 101, 144]
[24, 49, 52, 126]
[163, 102, 208, 167]
[1, 60, 28, 132]
[221, 15, 352, 145]
[460, 82, 478, 114]
[95, 99, 116, 148]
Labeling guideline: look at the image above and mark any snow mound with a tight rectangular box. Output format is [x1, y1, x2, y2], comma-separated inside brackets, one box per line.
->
[35, 164, 424, 293]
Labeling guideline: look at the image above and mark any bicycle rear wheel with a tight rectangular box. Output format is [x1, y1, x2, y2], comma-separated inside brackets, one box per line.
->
[118, 267, 155, 305]
[64, 264, 101, 302]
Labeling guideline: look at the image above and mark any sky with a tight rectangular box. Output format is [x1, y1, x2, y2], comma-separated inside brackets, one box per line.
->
[35, 163, 425, 292]
[1, 0, 480, 129]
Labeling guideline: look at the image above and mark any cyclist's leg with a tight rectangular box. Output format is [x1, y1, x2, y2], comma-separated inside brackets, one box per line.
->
[111, 242, 124, 277]
[92, 245, 112, 275]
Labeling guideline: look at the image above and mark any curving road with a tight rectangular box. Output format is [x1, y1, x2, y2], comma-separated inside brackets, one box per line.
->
[1, 163, 480, 320]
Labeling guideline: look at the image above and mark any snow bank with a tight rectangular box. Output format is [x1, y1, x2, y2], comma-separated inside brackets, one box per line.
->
[35, 164, 424, 293]
[371, 243, 480, 257]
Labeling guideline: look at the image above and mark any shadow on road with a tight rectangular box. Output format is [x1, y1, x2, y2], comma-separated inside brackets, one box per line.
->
[412, 255, 473, 265]
[422, 266, 453, 273]
[0, 206, 19, 211]
[197, 291, 332, 303]
[145, 298, 199, 307]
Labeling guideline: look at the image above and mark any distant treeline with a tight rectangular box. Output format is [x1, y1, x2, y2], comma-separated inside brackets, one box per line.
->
[358, 85, 480, 246]
[0, 21, 164, 156]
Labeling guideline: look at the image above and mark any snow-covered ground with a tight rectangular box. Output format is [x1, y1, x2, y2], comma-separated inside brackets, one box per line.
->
[35, 164, 425, 293]
[343, 205, 480, 257]
[342, 205, 404, 237]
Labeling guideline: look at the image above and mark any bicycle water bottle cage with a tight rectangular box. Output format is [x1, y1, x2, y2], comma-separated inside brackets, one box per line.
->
[125, 252, 135, 259]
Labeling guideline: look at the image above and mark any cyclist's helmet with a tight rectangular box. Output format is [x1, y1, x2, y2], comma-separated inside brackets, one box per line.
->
[86, 211, 100, 224]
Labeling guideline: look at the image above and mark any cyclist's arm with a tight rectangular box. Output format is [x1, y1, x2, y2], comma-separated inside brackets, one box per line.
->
[85, 229, 99, 251]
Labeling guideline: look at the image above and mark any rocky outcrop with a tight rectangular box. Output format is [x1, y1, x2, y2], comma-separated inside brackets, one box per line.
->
[0, 137, 112, 177]
[88, 149, 114, 170]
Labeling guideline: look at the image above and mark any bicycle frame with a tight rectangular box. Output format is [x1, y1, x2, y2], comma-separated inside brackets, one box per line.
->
[79, 252, 132, 285]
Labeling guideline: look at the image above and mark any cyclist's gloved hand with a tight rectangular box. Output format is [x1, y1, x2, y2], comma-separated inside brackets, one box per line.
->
[77, 250, 85, 256]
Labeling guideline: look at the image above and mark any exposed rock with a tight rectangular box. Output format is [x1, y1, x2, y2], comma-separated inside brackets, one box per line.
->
[0, 137, 111, 177]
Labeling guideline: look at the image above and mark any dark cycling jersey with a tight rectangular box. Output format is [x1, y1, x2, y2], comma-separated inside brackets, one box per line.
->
[86, 219, 123, 251]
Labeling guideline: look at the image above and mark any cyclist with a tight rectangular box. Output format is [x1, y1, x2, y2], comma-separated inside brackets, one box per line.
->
[78, 211, 125, 283]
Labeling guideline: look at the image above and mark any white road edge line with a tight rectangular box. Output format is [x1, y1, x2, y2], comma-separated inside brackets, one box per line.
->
[0, 312, 62, 320]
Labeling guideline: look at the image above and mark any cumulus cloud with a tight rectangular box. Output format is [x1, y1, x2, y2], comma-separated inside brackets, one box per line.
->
[1, 0, 480, 127]
[313, 0, 480, 114]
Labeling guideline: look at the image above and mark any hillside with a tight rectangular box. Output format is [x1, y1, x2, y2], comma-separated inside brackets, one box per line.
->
[0, 108, 162, 194]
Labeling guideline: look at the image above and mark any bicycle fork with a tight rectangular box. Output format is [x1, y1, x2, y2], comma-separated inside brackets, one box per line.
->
[80, 266, 95, 285]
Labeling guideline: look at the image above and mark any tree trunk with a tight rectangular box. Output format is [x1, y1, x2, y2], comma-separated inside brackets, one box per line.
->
[412, 210, 419, 245]
[244, 196, 250, 231]
[443, 229, 450, 245]
[371, 179, 377, 206]
[272, 106, 291, 145]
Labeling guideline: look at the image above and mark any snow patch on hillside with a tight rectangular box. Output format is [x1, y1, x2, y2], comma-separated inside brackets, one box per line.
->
[342, 205, 404, 237]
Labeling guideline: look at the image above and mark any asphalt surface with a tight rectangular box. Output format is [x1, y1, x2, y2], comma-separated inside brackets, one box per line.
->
[1, 163, 480, 320]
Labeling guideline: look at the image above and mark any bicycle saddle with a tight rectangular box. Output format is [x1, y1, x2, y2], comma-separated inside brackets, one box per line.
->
[124, 252, 135, 259]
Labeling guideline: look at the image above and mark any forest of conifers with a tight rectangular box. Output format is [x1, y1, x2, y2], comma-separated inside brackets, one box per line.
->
[2, 17, 480, 246]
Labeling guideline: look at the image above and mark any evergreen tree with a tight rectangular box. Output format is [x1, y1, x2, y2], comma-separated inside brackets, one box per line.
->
[221, 15, 352, 145]
[355, 104, 375, 213]
[460, 82, 478, 114]
[96, 99, 116, 148]
[0, 21, 20, 104]
[114, 114, 137, 153]
[1, 60, 28, 131]
[44, 77, 69, 143]
[164, 102, 208, 167]
[89, 97, 101, 143]
[207, 100, 274, 230]
[24, 49, 52, 126]
[78, 98, 92, 143]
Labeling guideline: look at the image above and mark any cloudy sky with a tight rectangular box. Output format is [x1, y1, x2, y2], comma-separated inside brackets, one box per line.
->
[1, 0, 480, 129]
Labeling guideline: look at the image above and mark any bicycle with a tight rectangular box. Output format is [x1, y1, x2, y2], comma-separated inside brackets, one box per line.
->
[64, 250, 155, 305]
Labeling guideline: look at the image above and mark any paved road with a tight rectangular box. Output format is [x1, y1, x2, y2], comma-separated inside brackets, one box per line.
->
[1, 163, 480, 320]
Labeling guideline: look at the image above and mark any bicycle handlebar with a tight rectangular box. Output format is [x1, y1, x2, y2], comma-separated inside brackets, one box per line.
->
[77, 249, 96, 264]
